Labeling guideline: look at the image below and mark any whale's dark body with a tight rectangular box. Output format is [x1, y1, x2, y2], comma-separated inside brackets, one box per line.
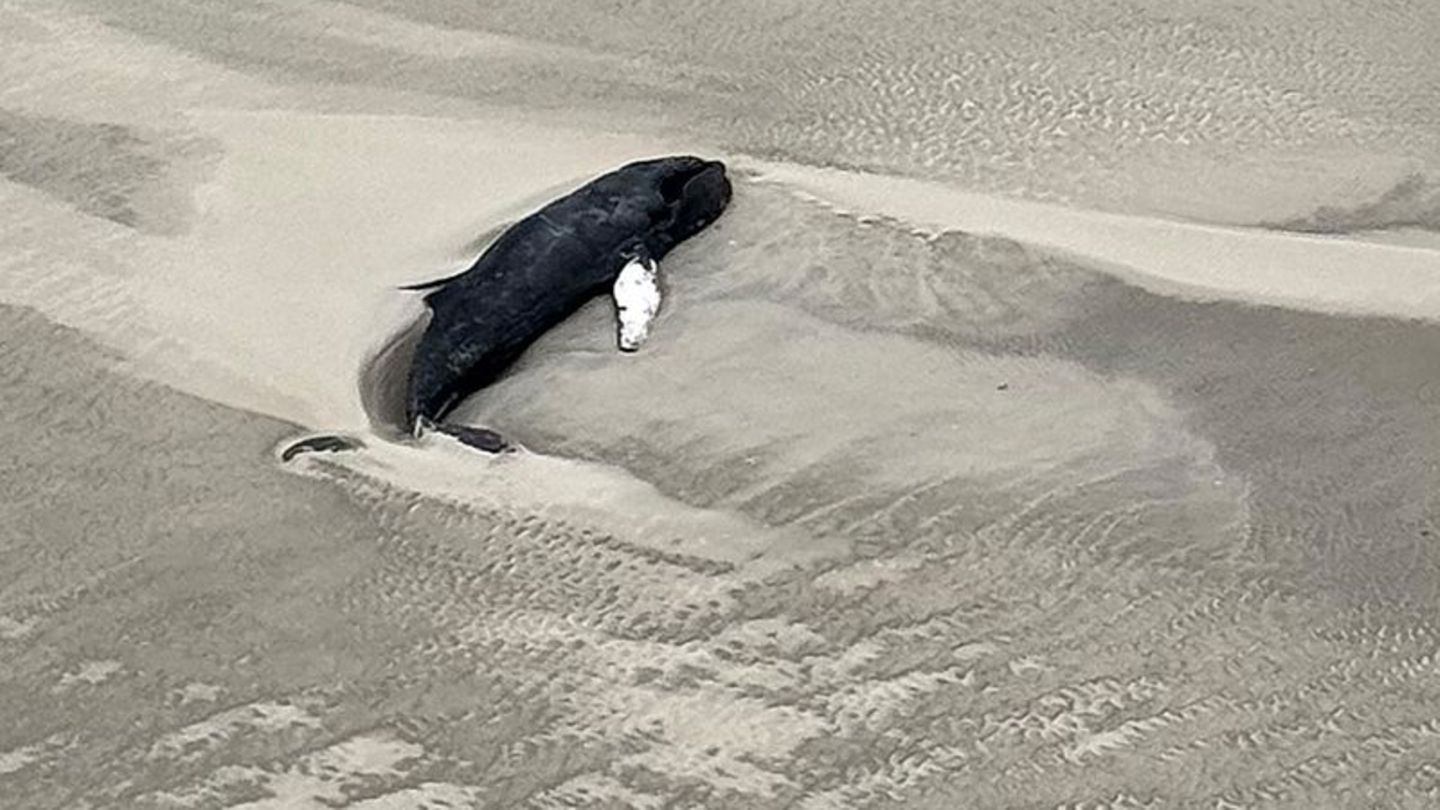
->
[403, 156, 731, 450]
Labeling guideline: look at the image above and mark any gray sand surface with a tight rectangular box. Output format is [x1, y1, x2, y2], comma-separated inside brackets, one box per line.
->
[3, 2, 1440, 808]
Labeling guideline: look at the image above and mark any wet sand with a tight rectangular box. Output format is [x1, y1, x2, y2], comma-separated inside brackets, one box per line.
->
[3, 2, 1440, 808]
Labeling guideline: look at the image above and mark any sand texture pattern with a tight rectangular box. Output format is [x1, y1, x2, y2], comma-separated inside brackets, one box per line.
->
[3, 2, 1440, 808]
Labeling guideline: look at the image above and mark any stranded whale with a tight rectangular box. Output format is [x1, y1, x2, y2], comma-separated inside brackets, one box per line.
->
[282, 155, 731, 461]
[405, 155, 730, 451]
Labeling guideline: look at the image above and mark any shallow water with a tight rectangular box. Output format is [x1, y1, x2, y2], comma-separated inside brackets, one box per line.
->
[3, 1, 1440, 808]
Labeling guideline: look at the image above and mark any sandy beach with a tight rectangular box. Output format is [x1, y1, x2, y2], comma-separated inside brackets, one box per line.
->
[3, 1, 1440, 807]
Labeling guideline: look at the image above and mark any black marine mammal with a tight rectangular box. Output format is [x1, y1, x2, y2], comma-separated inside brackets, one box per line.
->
[404, 155, 731, 451]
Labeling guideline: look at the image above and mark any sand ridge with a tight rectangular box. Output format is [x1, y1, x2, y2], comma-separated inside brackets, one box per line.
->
[750, 159, 1440, 324]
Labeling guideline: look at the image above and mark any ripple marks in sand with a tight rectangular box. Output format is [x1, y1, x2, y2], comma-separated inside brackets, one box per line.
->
[338, 0, 1440, 219]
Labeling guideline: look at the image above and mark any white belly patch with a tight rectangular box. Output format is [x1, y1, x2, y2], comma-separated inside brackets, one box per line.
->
[612, 254, 662, 352]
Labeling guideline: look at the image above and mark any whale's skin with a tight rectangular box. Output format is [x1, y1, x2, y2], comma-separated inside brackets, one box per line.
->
[403, 156, 731, 442]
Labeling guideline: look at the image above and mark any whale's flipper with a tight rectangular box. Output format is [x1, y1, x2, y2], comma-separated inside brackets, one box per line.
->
[437, 424, 513, 454]
[612, 249, 663, 352]
[414, 416, 514, 454]
[281, 434, 363, 462]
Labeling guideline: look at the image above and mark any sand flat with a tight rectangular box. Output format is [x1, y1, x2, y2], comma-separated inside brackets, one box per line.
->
[4, 2, 1440, 808]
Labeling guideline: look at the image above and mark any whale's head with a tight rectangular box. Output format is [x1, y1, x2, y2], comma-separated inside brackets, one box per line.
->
[611, 156, 731, 256]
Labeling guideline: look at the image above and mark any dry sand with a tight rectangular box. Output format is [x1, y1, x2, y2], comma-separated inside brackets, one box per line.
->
[3, 1, 1440, 808]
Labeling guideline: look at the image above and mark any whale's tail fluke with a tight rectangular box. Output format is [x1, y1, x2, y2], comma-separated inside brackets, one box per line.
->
[280, 433, 363, 463]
